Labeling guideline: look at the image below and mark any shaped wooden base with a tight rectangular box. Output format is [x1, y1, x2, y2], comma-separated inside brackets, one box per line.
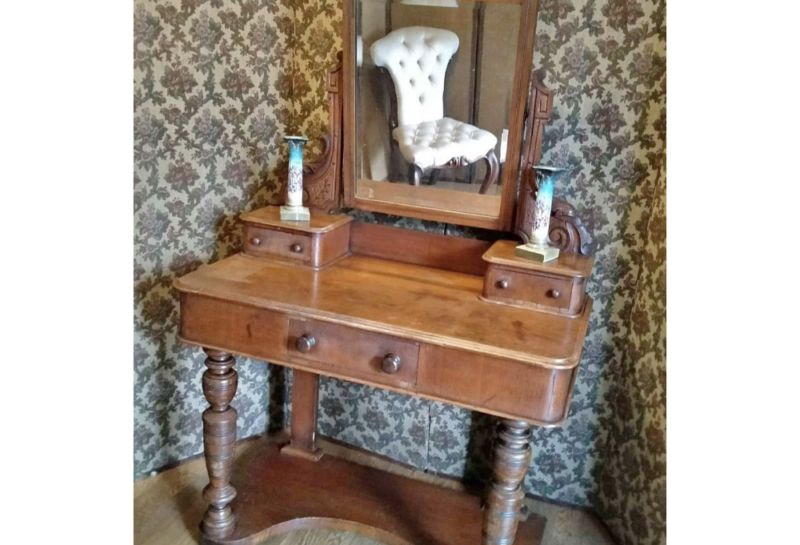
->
[514, 242, 560, 263]
[201, 438, 545, 545]
[280, 205, 311, 221]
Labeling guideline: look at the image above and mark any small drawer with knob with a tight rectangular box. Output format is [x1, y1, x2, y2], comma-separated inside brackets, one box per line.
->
[241, 207, 352, 269]
[481, 240, 593, 317]
[245, 225, 312, 262]
[483, 266, 580, 315]
[287, 318, 419, 389]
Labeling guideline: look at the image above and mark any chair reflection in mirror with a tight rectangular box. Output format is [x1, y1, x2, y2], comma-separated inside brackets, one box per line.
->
[370, 26, 500, 194]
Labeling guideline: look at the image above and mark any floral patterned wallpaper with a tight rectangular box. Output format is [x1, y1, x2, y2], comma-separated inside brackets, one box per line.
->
[531, 1, 666, 544]
[597, 155, 666, 545]
[134, 0, 296, 476]
[134, 1, 665, 545]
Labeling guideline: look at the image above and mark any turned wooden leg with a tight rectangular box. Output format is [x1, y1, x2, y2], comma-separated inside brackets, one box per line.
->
[482, 419, 533, 545]
[281, 369, 324, 462]
[479, 150, 499, 195]
[201, 348, 238, 539]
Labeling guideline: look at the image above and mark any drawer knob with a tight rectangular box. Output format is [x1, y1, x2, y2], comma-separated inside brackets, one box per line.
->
[290, 243, 303, 253]
[250, 237, 261, 246]
[296, 334, 316, 353]
[548, 289, 561, 299]
[381, 353, 402, 374]
[496, 279, 510, 290]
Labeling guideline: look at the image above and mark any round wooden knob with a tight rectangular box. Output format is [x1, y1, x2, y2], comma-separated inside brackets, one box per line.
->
[295, 334, 316, 353]
[381, 354, 402, 374]
[496, 279, 509, 290]
[548, 289, 561, 299]
[250, 237, 261, 246]
[290, 243, 303, 253]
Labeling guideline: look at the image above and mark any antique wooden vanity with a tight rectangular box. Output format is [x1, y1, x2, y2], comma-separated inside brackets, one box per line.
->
[175, 1, 594, 544]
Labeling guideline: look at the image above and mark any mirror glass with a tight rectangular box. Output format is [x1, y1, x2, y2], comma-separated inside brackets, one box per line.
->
[355, 0, 522, 219]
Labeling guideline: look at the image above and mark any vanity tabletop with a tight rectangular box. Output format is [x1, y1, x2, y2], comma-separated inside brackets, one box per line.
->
[174, 252, 592, 369]
[240, 206, 352, 233]
[483, 240, 595, 278]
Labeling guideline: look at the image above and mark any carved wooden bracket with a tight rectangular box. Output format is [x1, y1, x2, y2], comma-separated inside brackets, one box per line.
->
[547, 198, 593, 255]
[303, 52, 343, 212]
[514, 69, 593, 256]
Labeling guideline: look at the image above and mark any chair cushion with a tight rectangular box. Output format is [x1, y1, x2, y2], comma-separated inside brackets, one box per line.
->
[392, 118, 498, 170]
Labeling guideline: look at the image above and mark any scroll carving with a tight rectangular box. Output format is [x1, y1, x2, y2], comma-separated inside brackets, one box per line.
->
[515, 69, 593, 256]
[303, 52, 343, 212]
[548, 198, 593, 255]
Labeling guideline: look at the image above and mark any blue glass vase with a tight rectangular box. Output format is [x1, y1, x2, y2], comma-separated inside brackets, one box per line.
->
[515, 165, 570, 263]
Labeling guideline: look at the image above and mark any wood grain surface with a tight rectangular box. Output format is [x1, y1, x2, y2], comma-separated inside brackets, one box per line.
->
[482, 240, 594, 278]
[195, 438, 544, 545]
[134, 435, 616, 545]
[175, 253, 591, 368]
[349, 222, 492, 277]
[241, 207, 352, 234]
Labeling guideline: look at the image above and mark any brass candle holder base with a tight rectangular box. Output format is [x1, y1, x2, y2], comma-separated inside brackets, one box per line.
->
[280, 205, 310, 221]
[515, 242, 560, 263]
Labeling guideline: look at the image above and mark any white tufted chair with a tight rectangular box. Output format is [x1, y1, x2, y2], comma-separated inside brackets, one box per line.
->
[370, 26, 499, 193]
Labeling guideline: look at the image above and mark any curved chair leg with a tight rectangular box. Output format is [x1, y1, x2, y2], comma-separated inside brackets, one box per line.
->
[428, 169, 440, 186]
[479, 150, 499, 195]
[389, 139, 400, 182]
[410, 164, 424, 186]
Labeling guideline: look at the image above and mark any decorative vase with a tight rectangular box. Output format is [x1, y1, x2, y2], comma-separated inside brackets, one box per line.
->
[515, 165, 570, 263]
[280, 136, 311, 221]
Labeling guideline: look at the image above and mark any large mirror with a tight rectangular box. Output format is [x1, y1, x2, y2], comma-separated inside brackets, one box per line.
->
[344, 0, 539, 230]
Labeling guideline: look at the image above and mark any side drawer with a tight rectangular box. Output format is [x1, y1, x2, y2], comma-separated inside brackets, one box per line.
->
[417, 345, 577, 426]
[483, 265, 584, 315]
[245, 225, 311, 262]
[287, 318, 419, 389]
[179, 293, 289, 363]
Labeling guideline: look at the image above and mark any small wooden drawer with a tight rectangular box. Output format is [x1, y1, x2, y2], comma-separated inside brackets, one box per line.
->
[287, 318, 419, 389]
[245, 226, 311, 262]
[481, 240, 593, 317]
[484, 267, 578, 312]
[241, 207, 352, 269]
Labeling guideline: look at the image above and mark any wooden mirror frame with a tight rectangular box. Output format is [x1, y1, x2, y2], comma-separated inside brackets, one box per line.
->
[342, 0, 541, 231]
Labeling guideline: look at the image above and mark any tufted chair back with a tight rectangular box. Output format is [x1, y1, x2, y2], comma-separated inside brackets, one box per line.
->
[370, 26, 459, 127]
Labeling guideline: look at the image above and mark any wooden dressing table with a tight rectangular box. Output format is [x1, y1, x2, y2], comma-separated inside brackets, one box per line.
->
[174, 2, 595, 543]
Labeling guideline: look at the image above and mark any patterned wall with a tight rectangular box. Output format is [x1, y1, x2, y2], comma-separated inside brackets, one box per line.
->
[534, 2, 666, 543]
[134, 0, 296, 475]
[596, 156, 666, 545]
[134, 1, 665, 545]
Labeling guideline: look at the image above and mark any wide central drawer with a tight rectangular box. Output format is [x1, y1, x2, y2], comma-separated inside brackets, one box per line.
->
[287, 318, 419, 389]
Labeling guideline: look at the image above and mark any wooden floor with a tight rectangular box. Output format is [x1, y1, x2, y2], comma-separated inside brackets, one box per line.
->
[134, 433, 616, 545]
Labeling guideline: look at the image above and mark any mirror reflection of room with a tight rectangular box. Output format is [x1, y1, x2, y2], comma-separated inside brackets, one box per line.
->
[356, 0, 521, 212]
